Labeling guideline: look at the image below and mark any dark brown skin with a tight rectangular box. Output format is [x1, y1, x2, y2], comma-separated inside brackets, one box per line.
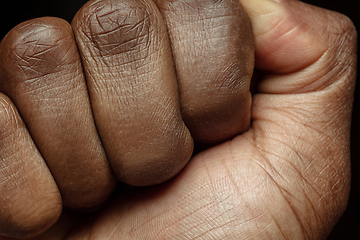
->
[0, 95, 61, 238]
[0, 0, 254, 236]
[0, 17, 116, 211]
[71, 0, 194, 186]
[0, 0, 357, 239]
[156, 0, 254, 144]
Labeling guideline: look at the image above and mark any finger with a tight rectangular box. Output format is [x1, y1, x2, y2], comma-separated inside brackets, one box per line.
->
[0, 17, 117, 210]
[0, 94, 61, 238]
[72, 0, 194, 186]
[155, 0, 255, 145]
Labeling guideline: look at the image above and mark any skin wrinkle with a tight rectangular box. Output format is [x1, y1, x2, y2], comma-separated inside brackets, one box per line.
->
[80, 8, 162, 83]
[13, 31, 69, 65]
[268, 213, 289, 240]
[156, 0, 254, 144]
[90, 1, 352, 238]
[175, 167, 233, 238]
[0, 99, 61, 237]
[290, 52, 353, 94]
[179, 0, 224, 10]
[92, 57, 171, 122]
[0, 161, 24, 189]
[0, 105, 20, 138]
[0, 134, 38, 175]
[4, 17, 118, 212]
[126, 177, 225, 238]
[247, 186, 280, 238]
[249, 98, 345, 238]
[258, 1, 356, 94]
[9, 36, 81, 107]
[13, 48, 55, 80]
[23, 81, 79, 103]
[201, 156, 267, 238]
[82, 2, 153, 59]
[0, 144, 29, 178]
[0, 0, 355, 238]
[297, 182, 325, 231]
[170, 201, 229, 238]
[255, 138, 343, 237]
[255, 15, 325, 75]
[91, 15, 151, 57]
[72, 0, 194, 186]
[255, 111, 337, 181]
[261, 169, 308, 239]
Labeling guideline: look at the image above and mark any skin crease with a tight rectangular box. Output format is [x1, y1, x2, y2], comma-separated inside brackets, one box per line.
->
[154, 0, 255, 145]
[0, 0, 357, 239]
[71, 0, 195, 186]
[0, 18, 117, 211]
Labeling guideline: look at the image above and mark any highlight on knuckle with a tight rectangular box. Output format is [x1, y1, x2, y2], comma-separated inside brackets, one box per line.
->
[3, 18, 73, 83]
[78, 0, 153, 56]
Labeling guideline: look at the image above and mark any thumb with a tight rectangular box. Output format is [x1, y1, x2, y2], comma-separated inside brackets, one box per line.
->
[240, 0, 357, 93]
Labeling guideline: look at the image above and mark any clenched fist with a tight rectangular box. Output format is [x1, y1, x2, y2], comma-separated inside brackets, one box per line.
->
[0, 0, 357, 239]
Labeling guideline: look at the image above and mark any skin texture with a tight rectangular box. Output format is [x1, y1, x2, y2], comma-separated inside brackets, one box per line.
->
[71, 0, 194, 186]
[0, 18, 116, 211]
[155, 0, 254, 144]
[0, 0, 357, 239]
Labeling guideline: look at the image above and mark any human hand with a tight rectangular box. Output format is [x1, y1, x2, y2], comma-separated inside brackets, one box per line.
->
[0, 0, 357, 239]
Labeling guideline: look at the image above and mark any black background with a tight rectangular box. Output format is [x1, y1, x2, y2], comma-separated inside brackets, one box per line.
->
[0, 0, 359, 239]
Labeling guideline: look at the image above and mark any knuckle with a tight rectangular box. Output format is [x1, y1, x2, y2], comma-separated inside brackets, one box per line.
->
[0, 17, 73, 85]
[326, 11, 357, 50]
[75, 0, 155, 56]
[321, 11, 357, 88]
